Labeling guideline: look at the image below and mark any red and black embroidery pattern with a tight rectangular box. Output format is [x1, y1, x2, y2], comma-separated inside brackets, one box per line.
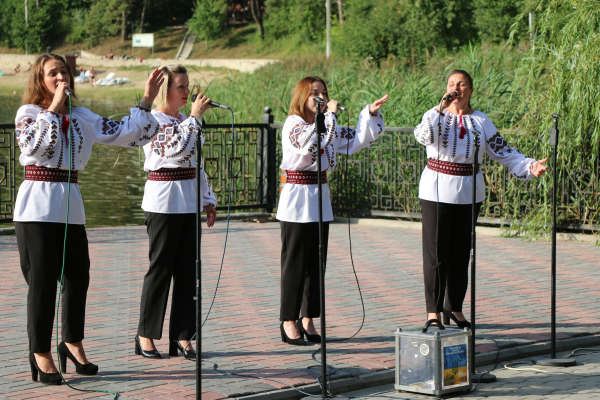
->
[285, 170, 328, 184]
[148, 168, 196, 181]
[290, 123, 315, 149]
[25, 165, 78, 183]
[427, 158, 478, 176]
[487, 132, 513, 156]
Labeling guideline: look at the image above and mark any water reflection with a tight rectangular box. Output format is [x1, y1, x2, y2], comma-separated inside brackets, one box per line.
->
[2, 96, 150, 227]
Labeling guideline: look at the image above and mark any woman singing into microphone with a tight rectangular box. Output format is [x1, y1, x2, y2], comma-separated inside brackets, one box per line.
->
[277, 76, 388, 345]
[414, 70, 548, 328]
[14, 54, 163, 384]
[135, 64, 217, 359]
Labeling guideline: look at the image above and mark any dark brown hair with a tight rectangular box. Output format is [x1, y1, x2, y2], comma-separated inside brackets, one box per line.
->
[22, 54, 77, 108]
[288, 76, 328, 120]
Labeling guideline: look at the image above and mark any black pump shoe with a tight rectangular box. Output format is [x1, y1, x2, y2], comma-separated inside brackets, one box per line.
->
[169, 340, 196, 360]
[134, 335, 161, 358]
[297, 318, 321, 343]
[280, 322, 305, 346]
[58, 342, 98, 375]
[29, 353, 62, 385]
[443, 309, 471, 329]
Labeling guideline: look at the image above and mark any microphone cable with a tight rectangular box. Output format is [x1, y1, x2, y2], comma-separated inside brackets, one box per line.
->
[54, 95, 119, 399]
[185, 106, 236, 357]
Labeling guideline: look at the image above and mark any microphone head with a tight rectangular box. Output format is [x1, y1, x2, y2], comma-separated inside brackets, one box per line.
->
[191, 93, 198, 102]
[64, 88, 72, 96]
[313, 97, 324, 104]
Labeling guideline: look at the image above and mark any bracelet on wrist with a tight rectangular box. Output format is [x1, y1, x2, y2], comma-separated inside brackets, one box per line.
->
[138, 101, 152, 110]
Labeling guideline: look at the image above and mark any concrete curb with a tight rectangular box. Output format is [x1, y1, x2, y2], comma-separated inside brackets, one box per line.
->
[234, 334, 600, 399]
[0, 228, 15, 236]
[333, 217, 599, 245]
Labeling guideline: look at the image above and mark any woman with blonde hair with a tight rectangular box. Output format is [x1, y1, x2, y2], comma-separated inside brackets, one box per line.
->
[135, 64, 217, 359]
[277, 76, 389, 345]
[14, 54, 164, 384]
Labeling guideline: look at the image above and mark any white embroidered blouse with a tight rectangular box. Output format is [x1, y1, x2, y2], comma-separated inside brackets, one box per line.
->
[276, 105, 384, 222]
[414, 107, 537, 204]
[14, 104, 161, 224]
[141, 110, 217, 214]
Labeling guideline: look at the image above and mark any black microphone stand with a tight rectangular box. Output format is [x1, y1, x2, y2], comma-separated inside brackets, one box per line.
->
[315, 101, 329, 398]
[195, 119, 205, 400]
[469, 132, 496, 383]
[531, 114, 575, 367]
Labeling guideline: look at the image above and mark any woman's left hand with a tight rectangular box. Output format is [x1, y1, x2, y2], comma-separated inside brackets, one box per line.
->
[531, 158, 549, 177]
[369, 94, 390, 114]
[204, 205, 217, 227]
[140, 68, 165, 105]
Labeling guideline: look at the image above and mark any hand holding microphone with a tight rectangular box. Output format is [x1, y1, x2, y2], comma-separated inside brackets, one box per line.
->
[191, 88, 230, 112]
[440, 91, 459, 110]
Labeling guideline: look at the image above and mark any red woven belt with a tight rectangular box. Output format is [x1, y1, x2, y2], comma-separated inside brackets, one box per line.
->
[25, 165, 78, 183]
[285, 170, 328, 184]
[427, 158, 479, 176]
[148, 168, 196, 181]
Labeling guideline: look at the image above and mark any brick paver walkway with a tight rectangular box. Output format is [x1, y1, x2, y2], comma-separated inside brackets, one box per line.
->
[0, 221, 599, 399]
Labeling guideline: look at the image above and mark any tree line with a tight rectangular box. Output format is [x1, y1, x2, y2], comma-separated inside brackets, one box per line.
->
[2, 0, 532, 58]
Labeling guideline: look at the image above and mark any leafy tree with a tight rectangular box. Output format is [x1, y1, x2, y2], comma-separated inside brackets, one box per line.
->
[473, 0, 526, 42]
[84, 0, 130, 46]
[188, 0, 227, 48]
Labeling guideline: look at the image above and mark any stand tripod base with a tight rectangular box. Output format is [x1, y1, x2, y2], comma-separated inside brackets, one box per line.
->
[531, 357, 576, 367]
[472, 372, 496, 383]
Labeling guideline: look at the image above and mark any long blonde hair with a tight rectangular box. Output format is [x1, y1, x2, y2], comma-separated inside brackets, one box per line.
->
[154, 64, 188, 109]
[22, 54, 77, 108]
[288, 76, 328, 120]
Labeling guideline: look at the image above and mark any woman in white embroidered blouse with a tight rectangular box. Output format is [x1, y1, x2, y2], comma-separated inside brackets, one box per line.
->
[277, 76, 389, 345]
[135, 64, 217, 360]
[413, 69, 548, 329]
[14, 54, 164, 384]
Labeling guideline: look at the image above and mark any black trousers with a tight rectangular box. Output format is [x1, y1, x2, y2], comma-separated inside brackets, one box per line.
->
[15, 222, 90, 353]
[138, 212, 196, 341]
[421, 199, 481, 313]
[280, 221, 329, 321]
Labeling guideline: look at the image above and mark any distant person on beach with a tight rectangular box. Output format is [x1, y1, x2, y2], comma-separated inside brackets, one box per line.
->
[134, 64, 216, 360]
[14, 64, 21, 73]
[89, 66, 96, 87]
[26, 62, 32, 71]
[14, 53, 164, 385]
[106, 50, 114, 59]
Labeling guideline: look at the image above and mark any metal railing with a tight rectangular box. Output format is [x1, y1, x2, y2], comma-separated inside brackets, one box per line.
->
[1, 109, 598, 230]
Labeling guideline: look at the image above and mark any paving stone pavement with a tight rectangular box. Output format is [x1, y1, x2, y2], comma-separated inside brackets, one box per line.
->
[335, 346, 600, 399]
[0, 220, 599, 399]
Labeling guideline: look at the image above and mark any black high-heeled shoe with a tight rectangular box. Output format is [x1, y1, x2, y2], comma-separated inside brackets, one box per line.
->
[443, 309, 471, 329]
[29, 353, 62, 385]
[169, 340, 196, 360]
[134, 335, 161, 358]
[297, 318, 321, 343]
[57, 342, 98, 375]
[280, 322, 305, 346]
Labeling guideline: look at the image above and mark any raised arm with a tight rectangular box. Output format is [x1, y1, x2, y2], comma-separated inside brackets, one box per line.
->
[337, 104, 385, 155]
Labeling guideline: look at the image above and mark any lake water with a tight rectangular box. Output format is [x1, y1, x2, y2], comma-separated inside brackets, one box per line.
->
[2, 95, 155, 227]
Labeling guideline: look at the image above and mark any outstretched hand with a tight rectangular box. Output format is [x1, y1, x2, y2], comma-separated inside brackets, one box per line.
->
[369, 94, 389, 114]
[531, 158, 548, 177]
[140, 68, 165, 105]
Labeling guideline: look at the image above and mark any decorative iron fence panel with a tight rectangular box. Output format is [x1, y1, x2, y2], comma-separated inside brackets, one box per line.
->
[1, 119, 598, 229]
[0, 124, 17, 222]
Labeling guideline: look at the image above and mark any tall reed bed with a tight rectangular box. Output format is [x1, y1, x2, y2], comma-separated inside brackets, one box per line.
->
[191, 3, 599, 237]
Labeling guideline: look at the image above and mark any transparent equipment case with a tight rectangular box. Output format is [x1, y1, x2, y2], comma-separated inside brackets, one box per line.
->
[395, 326, 472, 396]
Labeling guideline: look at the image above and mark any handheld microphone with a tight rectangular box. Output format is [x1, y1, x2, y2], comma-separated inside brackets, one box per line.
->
[64, 88, 72, 96]
[442, 91, 458, 101]
[313, 97, 324, 104]
[191, 94, 230, 109]
[327, 99, 347, 112]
